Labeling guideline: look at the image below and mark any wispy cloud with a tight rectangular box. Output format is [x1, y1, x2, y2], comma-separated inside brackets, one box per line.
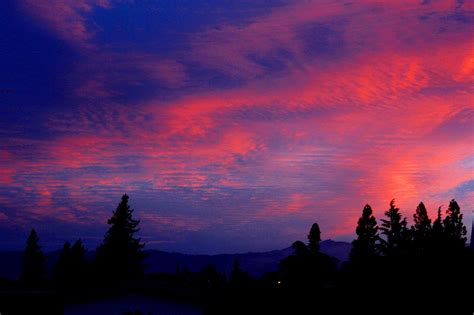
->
[1, 0, 473, 252]
[18, 0, 111, 47]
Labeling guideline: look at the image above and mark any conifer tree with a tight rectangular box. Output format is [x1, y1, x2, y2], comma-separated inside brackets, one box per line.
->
[54, 239, 88, 287]
[378, 200, 408, 256]
[230, 258, 250, 287]
[413, 202, 432, 235]
[281, 224, 336, 288]
[443, 199, 467, 249]
[307, 223, 321, 254]
[231, 257, 242, 279]
[412, 202, 432, 255]
[20, 229, 46, 285]
[350, 204, 379, 263]
[432, 207, 443, 238]
[429, 206, 445, 251]
[54, 241, 72, 285]
[95, 194, 145, 281]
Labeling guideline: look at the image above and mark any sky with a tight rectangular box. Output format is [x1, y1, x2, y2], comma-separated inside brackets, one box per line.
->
[0, 0, 473, 254]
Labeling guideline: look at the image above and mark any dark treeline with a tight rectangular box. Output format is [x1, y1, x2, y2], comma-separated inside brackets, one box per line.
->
[2, 195, 473, 314]
[20, 194, 145, 288]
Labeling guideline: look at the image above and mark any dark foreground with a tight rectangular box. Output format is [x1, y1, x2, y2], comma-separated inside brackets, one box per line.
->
[0, 269, 473, 315]
[4, 198, 472, 314]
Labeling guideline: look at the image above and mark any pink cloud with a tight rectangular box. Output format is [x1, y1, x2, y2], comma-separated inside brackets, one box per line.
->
[2, 0, 472, 245]
[19, 0, 111, 47]
[188, 0, 473, 80]
[140, 213, 223, 233]
[136, 57, 188, 88]
[71, 53, 188, 99]
[0, 212, 8, 221]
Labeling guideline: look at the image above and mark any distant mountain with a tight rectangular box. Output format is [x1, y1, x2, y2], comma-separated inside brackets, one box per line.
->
[144, 247, 294, 278]
[319, 239, 352, 264]
[144, 240, 351, 277]
[0, 240, 351, 280]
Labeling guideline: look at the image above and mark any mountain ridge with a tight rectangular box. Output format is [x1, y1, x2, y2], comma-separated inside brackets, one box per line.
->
[0, 240, 351, 279]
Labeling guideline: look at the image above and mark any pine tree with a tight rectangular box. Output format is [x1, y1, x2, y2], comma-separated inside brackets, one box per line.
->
[413, 202, 432, 235]
[231, 258, 241, 278]
[412, 202, 432, 255]
[432, 207, 443, 238]
[95, 194, 145, 281]
[443, 199, 467, 249]
[54, 239, 89, 287]
[307, 223, 321, 254]
[70, 239, 87, 272]
[378, 199, 408, 256]
[54, 241, 72, 285]
[20, 229, 46, 285]
[350, 204, 379, 263]
[230, 258, 250, 287]
[281, 225, 336, 289]
[429, 206, 445, 250]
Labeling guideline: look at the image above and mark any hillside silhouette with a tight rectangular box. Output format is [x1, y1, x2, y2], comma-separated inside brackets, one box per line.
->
[0, 240, 351, 281]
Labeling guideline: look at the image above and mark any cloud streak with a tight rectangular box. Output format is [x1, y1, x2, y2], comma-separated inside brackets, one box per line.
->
[1, 0, 473, 252]
[18, 0, 111, 47]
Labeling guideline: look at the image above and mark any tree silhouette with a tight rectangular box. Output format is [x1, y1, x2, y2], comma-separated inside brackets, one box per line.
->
[280, 223, 336, 289]
[199, 265, 226, 289]
[291, 240, 309, 257]
[413, 202, 432, 232]
[378, 199, 408, 256]
[443, 199, 467, 250]
[95, 194, 145, 281]
[54, 239, 89, 287]
[307, 223, 321, 254]
[350, 204, 379, 263]
[54, 241, 72, 285]
[411, 202, 432, 255]
[231, 258, 242, 280]
[20, 229, 46, 285]
[432, 206, 444, 246]
[230, 258, 251, 288]
[279, 240, 310, 287]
